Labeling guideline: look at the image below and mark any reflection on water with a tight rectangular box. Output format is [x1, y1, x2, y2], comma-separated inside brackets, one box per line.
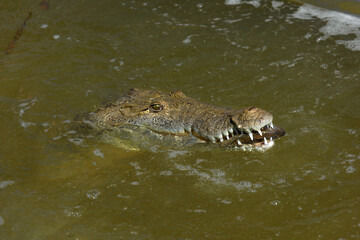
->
[0, 0, 359, 239]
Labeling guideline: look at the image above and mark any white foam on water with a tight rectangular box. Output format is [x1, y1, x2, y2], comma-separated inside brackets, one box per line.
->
[224, 18, 242, 24]
[270, 200, 281, 206]
[345, 166, 356, 174]
[52, 135, 62, 141]
[224, 0, 260, 7]
[291, 4, 360, 51]
[174, 163, 263, 192]
[68, 138, 84, 145]
[18, 102, 29, 108]
[247, 0, 261, 8]
[167, 150, 189, 159]
[0, 180, 15, 189]
[63, 130, 76, 136]
[272, 1, 284, 10]
[224, 0, 241, 6]
[86, 189, 101, 199]
[196, 3, 204, 8]
[93, 149, 104, 158]
[64, 206, 83, 217]
[19, 109, 25, 117]
[117, 193, 131, 199]
[62, 120, 71, 124]
[20, 121, 36, 128]
[159, 170, 173, 176]
[182, 35, 193, 44]
[18, 98, 37, 117]
[219, 198, 232, 204]
[186, 209, 206, 213]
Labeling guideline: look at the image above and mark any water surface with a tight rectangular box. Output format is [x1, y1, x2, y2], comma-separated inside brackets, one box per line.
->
[0, 0, 359, 239]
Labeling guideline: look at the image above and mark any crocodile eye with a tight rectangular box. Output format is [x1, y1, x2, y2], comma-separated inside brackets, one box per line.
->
[150, 104, 163, 112]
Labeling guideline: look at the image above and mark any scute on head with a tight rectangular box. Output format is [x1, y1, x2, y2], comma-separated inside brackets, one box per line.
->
[169, 90, 187, 98]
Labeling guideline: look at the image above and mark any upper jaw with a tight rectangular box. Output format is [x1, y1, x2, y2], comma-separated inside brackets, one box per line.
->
[200, 121, 285, 148]
[193, 107, 285, 148]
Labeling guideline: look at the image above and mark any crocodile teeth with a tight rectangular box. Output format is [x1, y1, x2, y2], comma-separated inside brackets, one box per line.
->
[214, 133, 224, 142]
[270, 122, 274, 129]
[270, 137, 273, 141]
[264, 137, 268, 145]
[248, 132, 253, 141]
[237, 140, 242, 145]
[223, 131, 229, 140]
[228, 128, 234, 134]
[257, 129, 262, 136]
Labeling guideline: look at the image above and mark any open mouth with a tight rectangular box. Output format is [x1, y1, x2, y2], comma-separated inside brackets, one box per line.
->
[235, 124, 285, 147]
[207, 122, 286, 149]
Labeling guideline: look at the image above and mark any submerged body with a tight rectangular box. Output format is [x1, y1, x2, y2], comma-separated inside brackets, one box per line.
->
[81, 89, 285, 150]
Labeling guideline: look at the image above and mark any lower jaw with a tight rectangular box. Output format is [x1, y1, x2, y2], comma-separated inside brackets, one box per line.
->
[215, 136, 276, 151]
[235, 139, 275, 151]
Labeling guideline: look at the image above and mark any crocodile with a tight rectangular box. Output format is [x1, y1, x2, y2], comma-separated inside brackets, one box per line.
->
[80, 88, 285, 150]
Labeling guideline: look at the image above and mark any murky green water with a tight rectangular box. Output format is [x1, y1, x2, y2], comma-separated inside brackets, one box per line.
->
[1, 0, 360, 239]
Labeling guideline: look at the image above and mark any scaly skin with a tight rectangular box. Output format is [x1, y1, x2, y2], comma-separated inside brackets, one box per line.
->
[81, 88, 285, 149]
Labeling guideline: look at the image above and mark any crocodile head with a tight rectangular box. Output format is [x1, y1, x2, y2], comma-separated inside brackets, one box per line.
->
[81, 88, 285, 150]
